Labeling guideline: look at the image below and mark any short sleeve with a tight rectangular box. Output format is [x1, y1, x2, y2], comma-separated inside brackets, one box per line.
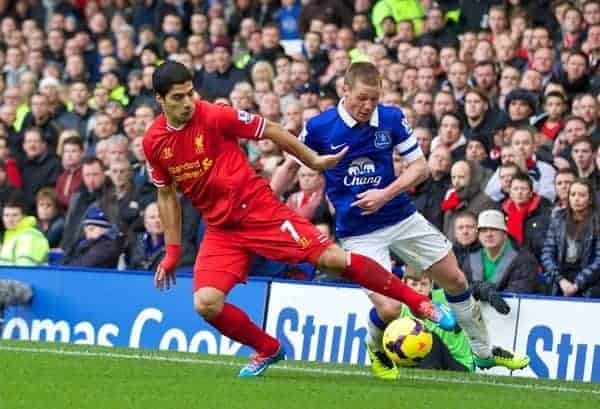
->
[393, 109, 423, 163]
[143, 136, 172, 188]
[214, 104, 266, 140]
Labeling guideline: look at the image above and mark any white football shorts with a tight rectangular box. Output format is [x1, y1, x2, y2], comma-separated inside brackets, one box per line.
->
[339, 212, 452, 274]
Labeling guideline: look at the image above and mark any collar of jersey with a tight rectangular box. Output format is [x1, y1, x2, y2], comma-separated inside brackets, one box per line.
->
[337, 99, 379, 128]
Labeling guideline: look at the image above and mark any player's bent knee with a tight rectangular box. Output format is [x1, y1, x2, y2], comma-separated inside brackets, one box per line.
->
[193, 288, 225, 320]
[427, 253, 469, 294]
[370, 294, 403, 322]
[316, 245, 347, 274]
[377, 301, 403, 323]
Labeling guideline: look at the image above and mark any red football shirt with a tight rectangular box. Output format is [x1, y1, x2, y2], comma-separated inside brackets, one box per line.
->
[143, 100, 269, 226]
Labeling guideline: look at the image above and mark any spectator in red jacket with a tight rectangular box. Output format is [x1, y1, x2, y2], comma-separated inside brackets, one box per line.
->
[502, 171, 552, 260]
[0, 134, 21, 188]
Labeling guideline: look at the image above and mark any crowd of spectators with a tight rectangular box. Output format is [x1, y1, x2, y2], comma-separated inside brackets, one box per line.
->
[0, 0, 598, 299]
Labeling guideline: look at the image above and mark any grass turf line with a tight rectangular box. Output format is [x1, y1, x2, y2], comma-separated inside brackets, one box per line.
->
[0, 340, 598, 409]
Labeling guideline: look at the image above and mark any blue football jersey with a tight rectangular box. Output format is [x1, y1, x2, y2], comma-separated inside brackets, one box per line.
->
[301, 102, 423, 238]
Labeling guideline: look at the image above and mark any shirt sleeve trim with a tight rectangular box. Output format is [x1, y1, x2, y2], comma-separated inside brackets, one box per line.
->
[255, 117, 266, 139]
[400, 145, 424, 163]
[395, 134, 418, 152]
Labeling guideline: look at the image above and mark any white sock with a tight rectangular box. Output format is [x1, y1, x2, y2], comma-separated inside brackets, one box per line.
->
[446, 292, 492, 358]
[367, 307, 386, 351]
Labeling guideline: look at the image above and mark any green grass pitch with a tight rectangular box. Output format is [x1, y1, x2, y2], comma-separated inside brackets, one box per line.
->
[0, 340, 598, 409]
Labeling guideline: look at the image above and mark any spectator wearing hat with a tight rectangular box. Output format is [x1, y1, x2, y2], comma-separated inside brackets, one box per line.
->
[297, 82, 321, 110]
[0, 194, 49, 266]
[461, 209, 541, 303]
[200, 40, 248, 100]
[504, 88, 537, 126]
[19, 127, 61, 211]
[60, 157, 112, 253]
[465, 133, 496, 171]
[62, 206, 124, 268]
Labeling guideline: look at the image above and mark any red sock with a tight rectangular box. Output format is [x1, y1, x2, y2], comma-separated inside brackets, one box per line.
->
[343, 253, 429, 313]
[206, 303, 279, 356]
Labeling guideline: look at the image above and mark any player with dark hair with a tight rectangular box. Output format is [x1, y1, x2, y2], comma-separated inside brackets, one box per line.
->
[272, 61, 530, 379]
[143, 61, 454, 378]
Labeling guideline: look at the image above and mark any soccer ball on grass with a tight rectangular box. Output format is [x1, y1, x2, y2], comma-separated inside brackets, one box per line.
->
[382, 317, 433, 367]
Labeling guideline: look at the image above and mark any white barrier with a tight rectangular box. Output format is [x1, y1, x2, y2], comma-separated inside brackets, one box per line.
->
[266, 283, 371, 364]
[515, 298, 600, 382]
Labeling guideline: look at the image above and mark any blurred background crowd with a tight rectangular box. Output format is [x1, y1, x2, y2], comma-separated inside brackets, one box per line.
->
[0, 0, 598, 300]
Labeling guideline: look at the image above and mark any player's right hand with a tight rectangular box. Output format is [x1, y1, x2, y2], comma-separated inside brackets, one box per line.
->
[155, 244, 182, 290]
[310, 146, 349, 171]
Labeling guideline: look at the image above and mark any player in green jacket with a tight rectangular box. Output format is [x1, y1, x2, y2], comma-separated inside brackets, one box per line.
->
[400, 267, 474, 372]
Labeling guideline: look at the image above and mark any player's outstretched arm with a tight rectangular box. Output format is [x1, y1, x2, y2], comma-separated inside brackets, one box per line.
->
[155, 184, 182, 290]
[270, 155, 301, 196]
[263, 120, 348, 171]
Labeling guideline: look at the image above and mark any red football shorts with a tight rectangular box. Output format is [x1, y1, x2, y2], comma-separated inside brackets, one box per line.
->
[193, 197, 333, 293]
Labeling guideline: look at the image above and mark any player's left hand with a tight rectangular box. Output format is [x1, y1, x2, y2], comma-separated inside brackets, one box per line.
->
[351, 189, 390, 215]
[310, 146, 349, 171]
